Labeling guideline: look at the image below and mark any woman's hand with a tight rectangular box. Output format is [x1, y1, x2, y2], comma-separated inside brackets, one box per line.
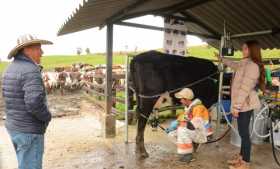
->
[232, 111, 239, 118]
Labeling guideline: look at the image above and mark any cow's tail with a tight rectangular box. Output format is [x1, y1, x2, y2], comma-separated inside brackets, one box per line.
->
[128, 87, 136, 110]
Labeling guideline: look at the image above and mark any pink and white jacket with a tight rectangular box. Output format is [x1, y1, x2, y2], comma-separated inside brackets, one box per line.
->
[222, 57, 261, 113]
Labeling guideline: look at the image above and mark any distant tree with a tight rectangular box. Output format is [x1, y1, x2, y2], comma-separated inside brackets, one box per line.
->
[76, 47, 82, 55]
[85, 48, 91, 55]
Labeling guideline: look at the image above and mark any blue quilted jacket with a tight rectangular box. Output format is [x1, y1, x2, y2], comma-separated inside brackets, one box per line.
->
[2, 53, 51, 134]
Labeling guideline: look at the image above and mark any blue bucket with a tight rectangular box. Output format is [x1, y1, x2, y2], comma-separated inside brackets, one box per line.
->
[222, 100, 232, 122]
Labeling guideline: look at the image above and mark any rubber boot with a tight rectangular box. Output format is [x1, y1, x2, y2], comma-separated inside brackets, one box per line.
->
[179, 153, 194, 163]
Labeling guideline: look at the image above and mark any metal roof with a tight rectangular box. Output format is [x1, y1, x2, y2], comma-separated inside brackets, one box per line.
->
[58, 0, 280, 49]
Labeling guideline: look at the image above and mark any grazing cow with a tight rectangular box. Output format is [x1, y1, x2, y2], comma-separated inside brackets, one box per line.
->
[64, 66, 72, 72]
[42, 72, 58, 94]
[82, 71, 94, 83]
[82, 65, 95, 72]
[130, 51, 219, 158]
[69, 72, 82, 89]
[54, 67, 64, 72]
[57, 71, 68, 95]
[42, 72, 52, 93]
[80, 71, 96, 89]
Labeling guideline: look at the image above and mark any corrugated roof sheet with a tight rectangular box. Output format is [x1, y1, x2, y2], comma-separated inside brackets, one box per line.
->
[186, 0, 280, 49]
[58, 0, 186, 35]
[58, 0, 280, 49]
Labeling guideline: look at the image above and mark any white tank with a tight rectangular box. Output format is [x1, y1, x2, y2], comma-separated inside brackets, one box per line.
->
[271, 121, 280, 146]
[251, 109, 270, 145]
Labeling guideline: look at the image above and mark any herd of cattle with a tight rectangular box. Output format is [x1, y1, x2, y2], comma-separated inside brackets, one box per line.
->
[42, 63, 125, 95]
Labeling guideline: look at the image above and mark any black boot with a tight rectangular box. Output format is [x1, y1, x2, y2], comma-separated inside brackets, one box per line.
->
[179, 153, 193, 163]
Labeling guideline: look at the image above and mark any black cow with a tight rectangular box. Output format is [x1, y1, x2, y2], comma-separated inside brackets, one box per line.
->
[130, 51, 219, 158]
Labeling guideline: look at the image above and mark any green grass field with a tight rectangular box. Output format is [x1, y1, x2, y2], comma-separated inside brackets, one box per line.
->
[0, 54, 127, 73]
[187, 45, 280, 59]
[40, 54, 127, 70]
[1, 45, 280, 73]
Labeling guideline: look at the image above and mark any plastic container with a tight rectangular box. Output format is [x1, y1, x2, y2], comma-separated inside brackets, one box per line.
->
[251, 110, 270, 145]
[272, 129, 280, 146]
[222, 100, 232, 122]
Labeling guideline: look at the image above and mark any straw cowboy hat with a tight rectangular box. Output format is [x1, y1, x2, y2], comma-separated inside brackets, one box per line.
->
[8, 34, 53, 59]
[175, 88, 194, 100]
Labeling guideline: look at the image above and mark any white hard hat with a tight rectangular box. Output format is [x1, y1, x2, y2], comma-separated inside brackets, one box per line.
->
[175, 88, 194, 100]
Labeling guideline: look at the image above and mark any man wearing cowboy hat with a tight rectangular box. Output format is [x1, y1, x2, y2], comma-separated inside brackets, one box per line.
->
[166, 88, 213, 163]
[2, 34, 53, 169]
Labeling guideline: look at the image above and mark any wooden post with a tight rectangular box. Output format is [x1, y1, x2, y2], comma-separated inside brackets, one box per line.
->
[105, 23, 116, 138]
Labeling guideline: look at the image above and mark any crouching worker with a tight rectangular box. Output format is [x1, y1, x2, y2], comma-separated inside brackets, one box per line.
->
[166, 88, 213, 163]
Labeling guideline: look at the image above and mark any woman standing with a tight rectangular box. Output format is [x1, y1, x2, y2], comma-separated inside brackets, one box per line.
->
[216, 40, 265, 169]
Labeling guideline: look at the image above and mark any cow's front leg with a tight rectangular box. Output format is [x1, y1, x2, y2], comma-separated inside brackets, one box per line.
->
[136, 113, 149, 159]
[60, 84, 64, 96]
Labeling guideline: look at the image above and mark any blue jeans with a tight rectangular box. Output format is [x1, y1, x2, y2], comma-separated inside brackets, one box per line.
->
[7, 130, 44, 169]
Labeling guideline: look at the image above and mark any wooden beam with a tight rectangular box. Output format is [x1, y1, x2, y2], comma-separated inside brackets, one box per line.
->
[93, 73, 125, 80]
[83, 86, 125, 104]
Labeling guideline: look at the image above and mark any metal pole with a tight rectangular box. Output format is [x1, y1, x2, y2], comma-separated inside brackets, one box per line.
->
[231, 30, 273, 39]
[125, 55, 129, 144]
[105, 23, 116, 138]
[216, 36, 225, 139]
[115, 21, 219, 40]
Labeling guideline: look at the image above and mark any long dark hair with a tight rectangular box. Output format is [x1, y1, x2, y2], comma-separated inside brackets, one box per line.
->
[245, 40, 265, 92]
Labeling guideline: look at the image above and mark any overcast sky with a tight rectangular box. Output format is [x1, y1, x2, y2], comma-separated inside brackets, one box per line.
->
[0, 0, 205, 60]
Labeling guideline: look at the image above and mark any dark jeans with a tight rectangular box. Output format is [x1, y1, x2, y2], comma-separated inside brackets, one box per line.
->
[237, 110, 253, 163]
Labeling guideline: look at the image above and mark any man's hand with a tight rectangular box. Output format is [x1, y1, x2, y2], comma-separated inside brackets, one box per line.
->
[232, 111, 239, 118]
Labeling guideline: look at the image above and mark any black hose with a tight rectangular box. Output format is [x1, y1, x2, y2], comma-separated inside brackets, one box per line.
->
[206, 126, 231, 144]
[158, 125, 166, 131]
